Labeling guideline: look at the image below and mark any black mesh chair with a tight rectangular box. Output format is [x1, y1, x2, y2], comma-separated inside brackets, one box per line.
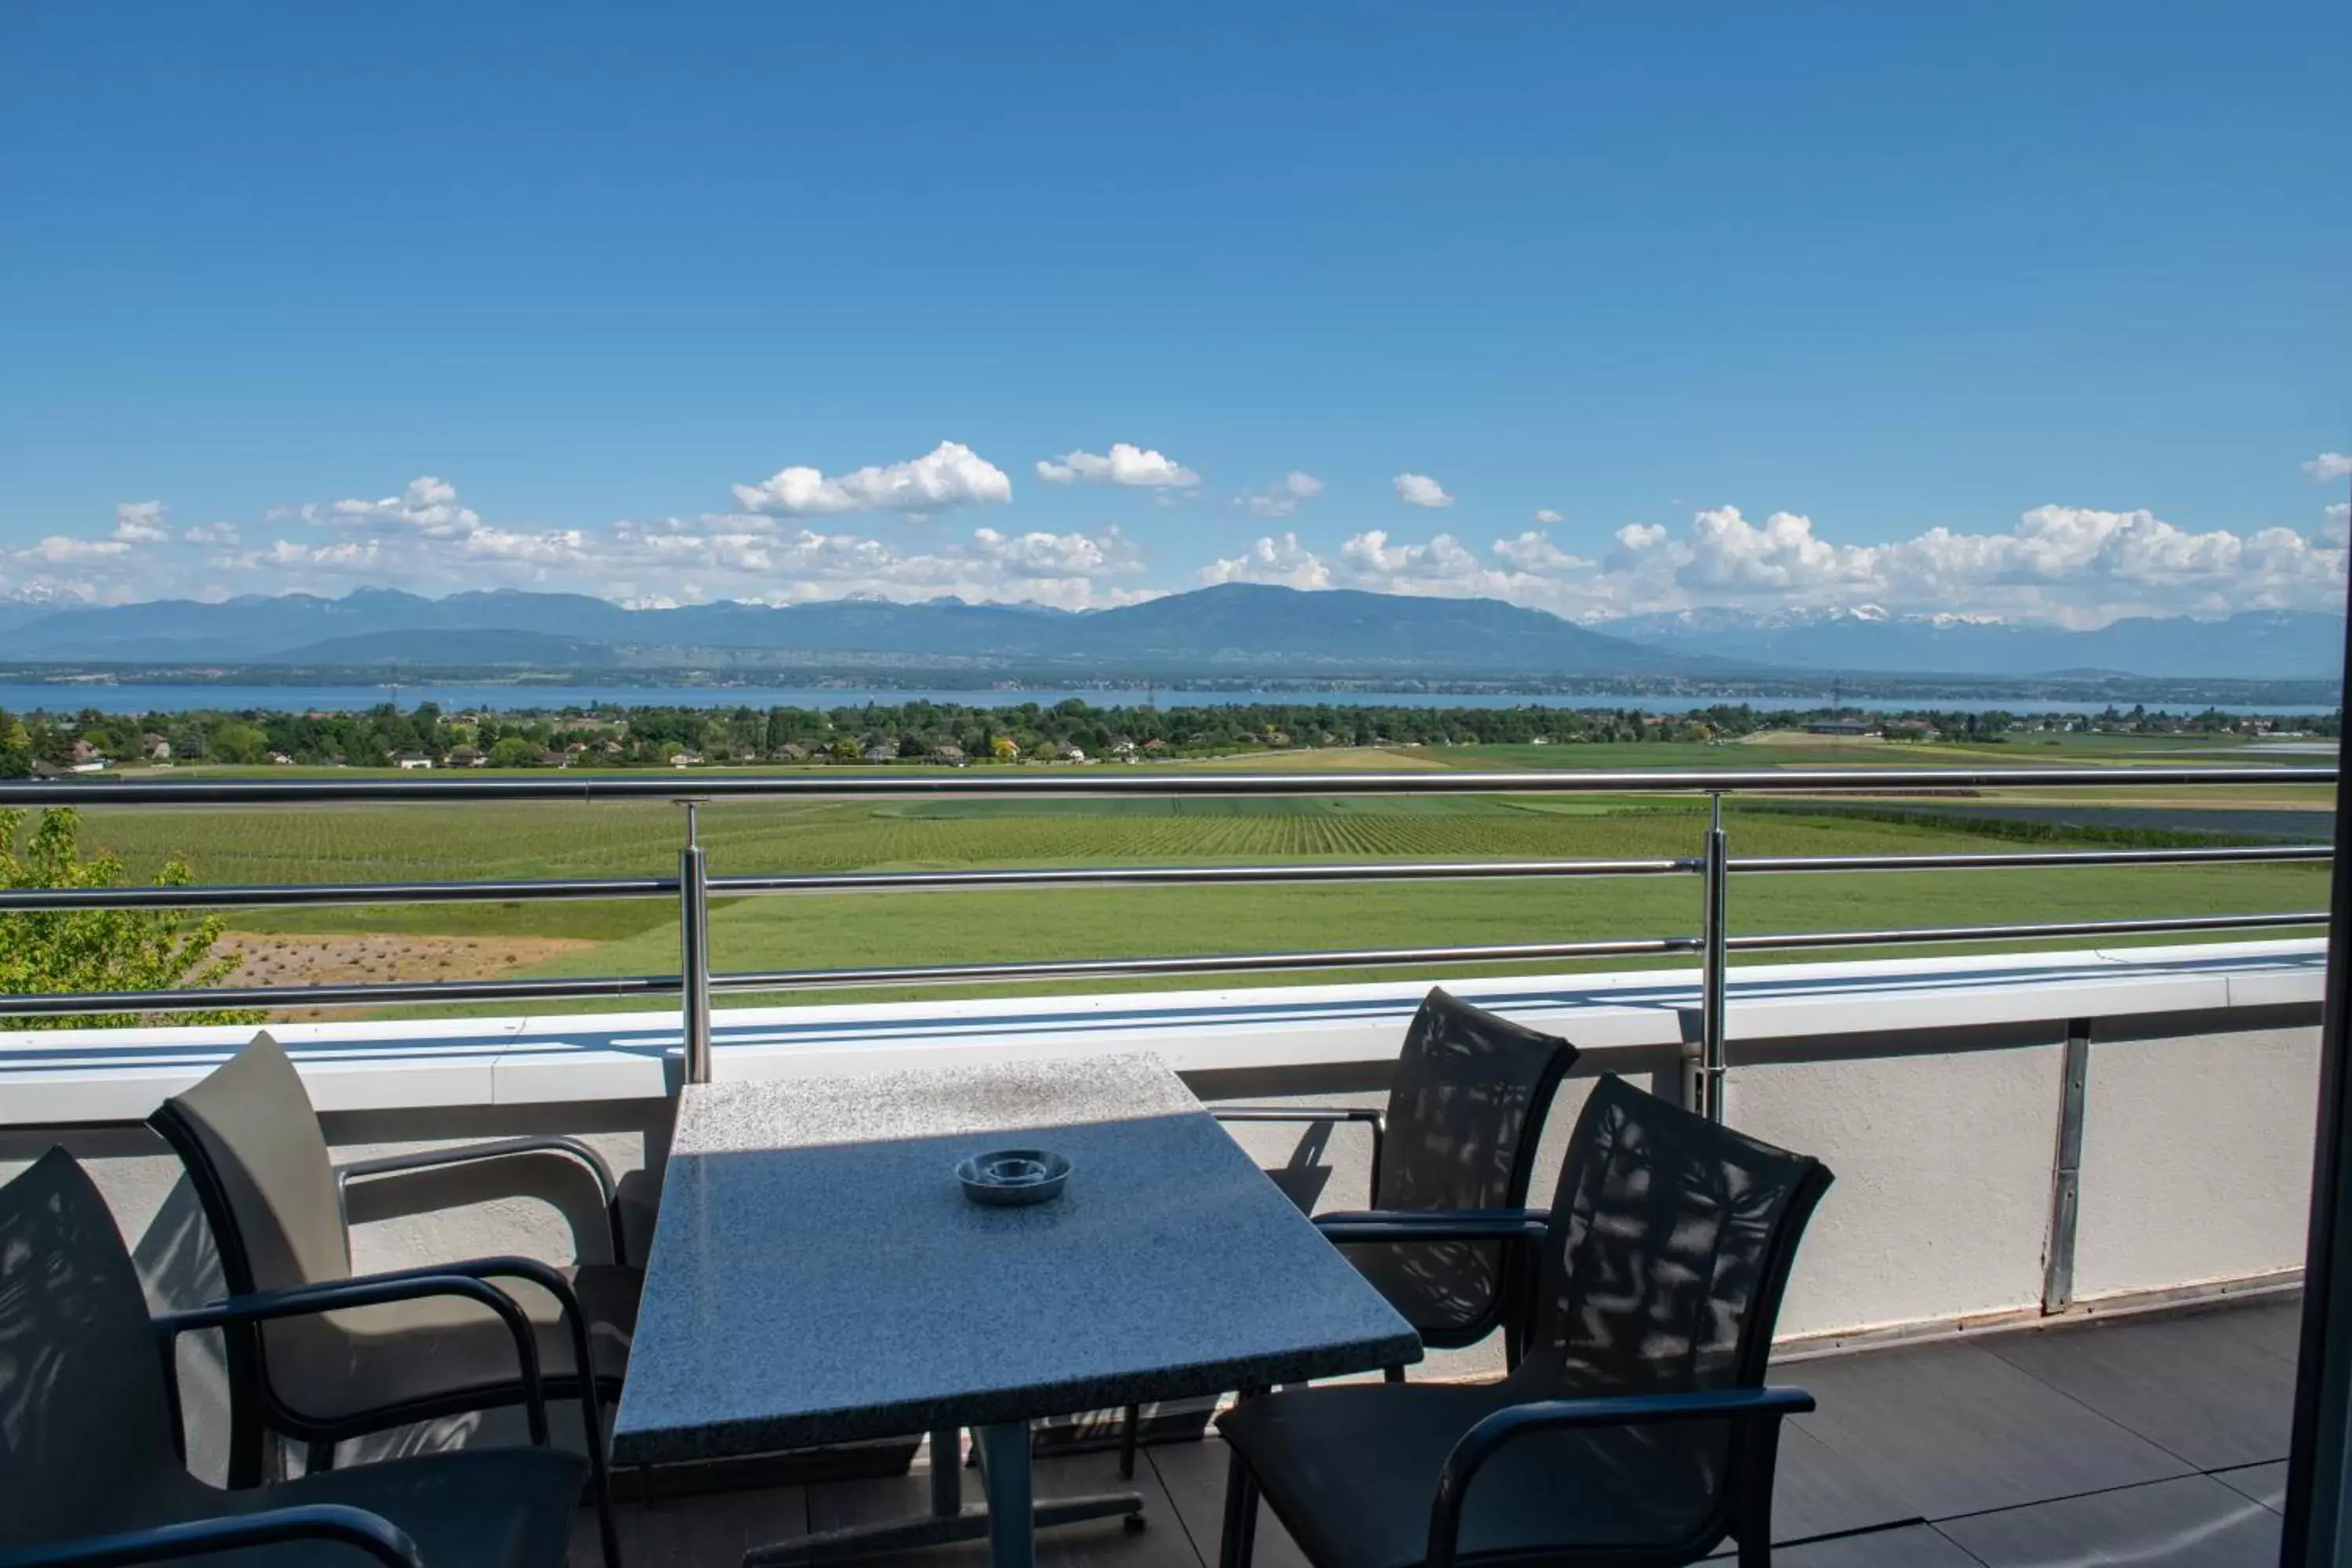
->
[1217, 1076, 1834, 1568]
[0, 1147, 588, 1568]
[1102, 991, 1576, 1478]
[1221, 988, 1577, 1354]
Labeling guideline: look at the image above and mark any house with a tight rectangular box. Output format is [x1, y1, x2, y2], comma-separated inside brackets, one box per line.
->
[27, 760, 68, 779]
[267, 753, 294, 767]
[394, 753, 434, 770]
[69, 739, 101, 765]
[775, 743, 808, 762]
[671, 752, 703, 768]
[1105, 738, 1138, 761]
[1142, 739, 1167, 753]
[1806, 719, 1876, 737]
[447, 746, 486, 768]
[1052, 742, 1086, 763]
[931, 742, 966, 764]
[861, 742, 899, 764]
[537, 750, 572, 768]
[142, 734, 171, 761]
[69, 759, 106, 775]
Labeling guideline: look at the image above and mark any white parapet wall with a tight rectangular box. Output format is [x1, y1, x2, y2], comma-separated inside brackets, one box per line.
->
[0, 938, 2325, 1429]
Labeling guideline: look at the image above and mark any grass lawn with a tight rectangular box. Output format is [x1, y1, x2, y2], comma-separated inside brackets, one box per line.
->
[16, 750, 2328, 1022]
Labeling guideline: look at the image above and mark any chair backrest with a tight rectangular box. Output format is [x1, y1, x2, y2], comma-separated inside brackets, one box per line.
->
[1377, 988, 1578, 1214]
[0, 1148, 196, 1545]
[1525, 1074, 1832, 1396]
[1347, 989, 1576, 1345]
[149, 1030, 350, 1294]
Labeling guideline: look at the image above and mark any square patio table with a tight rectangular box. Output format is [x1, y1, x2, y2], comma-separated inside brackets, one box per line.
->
[612, 1051, 1421, 1568]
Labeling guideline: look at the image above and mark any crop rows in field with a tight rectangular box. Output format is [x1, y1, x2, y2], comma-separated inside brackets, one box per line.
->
[54, 793, 2200, 891]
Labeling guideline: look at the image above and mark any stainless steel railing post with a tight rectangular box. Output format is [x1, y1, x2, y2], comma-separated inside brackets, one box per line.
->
[1700, 792, 1730, 1122]
[679, 800, 713, 1086]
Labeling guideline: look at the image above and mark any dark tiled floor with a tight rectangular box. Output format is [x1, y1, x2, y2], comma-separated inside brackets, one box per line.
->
[581, 1295, 2303, 1567]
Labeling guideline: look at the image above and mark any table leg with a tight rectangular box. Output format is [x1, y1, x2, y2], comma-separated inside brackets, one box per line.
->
[739, 1423, 1141, 1567]
[975, 1421, 1036, 1568]
[930, 1427, 962, 1516]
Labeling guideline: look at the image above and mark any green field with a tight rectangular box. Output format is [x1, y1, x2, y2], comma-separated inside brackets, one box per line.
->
[43, 757, 2332, 1018]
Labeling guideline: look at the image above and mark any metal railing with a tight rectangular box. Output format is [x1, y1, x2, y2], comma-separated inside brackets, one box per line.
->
[0, 764, 2333, 1116]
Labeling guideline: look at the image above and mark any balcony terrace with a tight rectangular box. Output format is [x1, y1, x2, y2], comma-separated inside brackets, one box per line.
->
[0, 764, 2336, 1566]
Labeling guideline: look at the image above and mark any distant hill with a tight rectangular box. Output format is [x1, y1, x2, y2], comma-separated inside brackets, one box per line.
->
[0, 583, 2337, 684]
[0, 583, 1727, 679]
[1596, 605, 2347, 682]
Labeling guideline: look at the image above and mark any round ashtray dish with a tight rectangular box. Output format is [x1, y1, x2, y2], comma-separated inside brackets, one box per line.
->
[956, 1148, 1072, 1207]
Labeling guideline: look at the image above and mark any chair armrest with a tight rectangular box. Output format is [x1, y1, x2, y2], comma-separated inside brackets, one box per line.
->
[1425, 1386, 1817, 1568]
[1315, 1207, 1550, 1243]
[1213, 1107, 1386, 1199]
[155, 1271, 551, 1448]
[337, 1135, 628, 1265]
[1210, 1107, 1385, 1124]
[0, 1504, 423, 1568]
[325, 1256, 617, 1513]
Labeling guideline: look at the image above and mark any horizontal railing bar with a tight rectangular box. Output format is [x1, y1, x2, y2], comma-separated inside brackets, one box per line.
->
[0, 766, 2331, 806]
[0, 972, 683, 1018]
[0, 909, 2322, 1015]
[706, 938, 1701, 993]
[0, 843, 2319, 916]
[709, 858, 1701, 895]
[0, 876, 681, 914]
[1727, 911, 2327, 951]
[1729, 845, 2335, 874]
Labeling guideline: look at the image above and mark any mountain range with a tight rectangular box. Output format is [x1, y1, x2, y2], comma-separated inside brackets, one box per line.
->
[0, 584, 2338, 686]
[1601, 604, 2347, 682]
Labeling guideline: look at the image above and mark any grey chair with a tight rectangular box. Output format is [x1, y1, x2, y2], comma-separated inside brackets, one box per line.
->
[0, 1146, 586, 1568]
[1100, 991, 1576, 1477]
[147, 1032, 634, 1565]
[1217, 1075, 1834, 1568]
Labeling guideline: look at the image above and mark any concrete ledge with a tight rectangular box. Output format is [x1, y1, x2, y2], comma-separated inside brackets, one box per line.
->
[0, 938, 2324, 1126]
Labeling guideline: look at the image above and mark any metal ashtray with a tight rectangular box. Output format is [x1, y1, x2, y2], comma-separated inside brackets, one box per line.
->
[956, 1148, 1072, 1207]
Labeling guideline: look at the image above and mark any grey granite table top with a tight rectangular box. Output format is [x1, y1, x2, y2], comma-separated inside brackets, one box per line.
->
[611, 1051, 1421, 1465]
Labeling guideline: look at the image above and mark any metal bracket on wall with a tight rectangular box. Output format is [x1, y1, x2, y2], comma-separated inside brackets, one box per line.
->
[2042, 1018, 2092, 1313]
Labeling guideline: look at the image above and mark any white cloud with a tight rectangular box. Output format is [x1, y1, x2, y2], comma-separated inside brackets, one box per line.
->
[19, 535, 132, 564]
[17, 467, 2342, 630]
[1036, 443, 1200, 488]
[1532, 508, 1565, 525]
[732, 441, 1013, 517]
[1193, 499, 2350, 627]
[113, 501, 169, 544]
[1393, 473, 1454, 509]
[1493, 530, 1588, 572]
[1236, 471, 1325, 518]
[1198, 532, 1333, 590]
[2304, 452, 2352, 481]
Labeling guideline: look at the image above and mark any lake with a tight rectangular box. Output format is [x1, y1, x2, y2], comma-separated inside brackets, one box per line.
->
[0, 682, 2336, 719]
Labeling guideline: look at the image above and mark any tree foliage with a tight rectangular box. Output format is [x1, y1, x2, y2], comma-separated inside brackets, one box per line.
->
[0, 808, 261, 1030]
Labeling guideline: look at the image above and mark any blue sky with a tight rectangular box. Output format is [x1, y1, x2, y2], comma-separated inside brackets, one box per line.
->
[1, 2, 2345, 626]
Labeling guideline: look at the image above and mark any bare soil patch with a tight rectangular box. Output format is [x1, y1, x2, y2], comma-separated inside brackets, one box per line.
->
[215, 931, 598, 1022]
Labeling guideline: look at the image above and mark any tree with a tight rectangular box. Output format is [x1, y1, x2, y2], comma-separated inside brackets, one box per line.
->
[488, 736, 538, 768]
[209, 719, 270, 764]
[0, 808, 260, 1030]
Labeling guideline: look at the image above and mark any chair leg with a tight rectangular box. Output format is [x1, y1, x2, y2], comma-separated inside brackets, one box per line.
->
[306, 1438, 337, 1474]
[587, 1386, 624, 1568]
[1119, 1403, 1140, 1479]
[1382, 1364, 1406, 1384]
[1218, 1446, 1261, 1568]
